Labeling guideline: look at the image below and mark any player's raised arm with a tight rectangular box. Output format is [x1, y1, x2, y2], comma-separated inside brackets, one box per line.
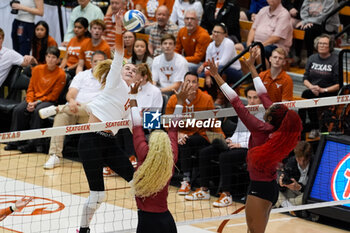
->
[114, 10, 124, 55]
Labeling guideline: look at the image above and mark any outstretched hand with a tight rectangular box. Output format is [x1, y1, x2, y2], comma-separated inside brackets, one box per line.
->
[242, 47, 259, 68]
[115, 9, 125, 26]
[130, 80, 142, 95]
[206, 58, 219, 78]
[15, 197, 33, 211]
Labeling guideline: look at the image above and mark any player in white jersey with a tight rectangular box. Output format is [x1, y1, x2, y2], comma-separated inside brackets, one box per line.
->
[77, 10, 135, 233]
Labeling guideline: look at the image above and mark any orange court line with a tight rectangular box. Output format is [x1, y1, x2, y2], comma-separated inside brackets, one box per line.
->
[0, 226, 23, 233]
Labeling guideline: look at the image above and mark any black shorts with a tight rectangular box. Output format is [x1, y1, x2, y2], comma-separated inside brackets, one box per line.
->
[247, 180, 279, 205]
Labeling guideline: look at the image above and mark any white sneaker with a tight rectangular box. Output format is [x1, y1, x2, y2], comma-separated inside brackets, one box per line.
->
[103, 167, 118, 177]
[43, 154, 60, 169]
[185, 188, 210, 200]
[213, 193, 233, 207]
[308, 129, 320, 139]
[178, 181, 191, 195]
[39, 105, 57, 119]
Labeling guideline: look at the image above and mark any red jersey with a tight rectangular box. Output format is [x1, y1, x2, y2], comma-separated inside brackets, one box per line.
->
[133, 125, 178, 213]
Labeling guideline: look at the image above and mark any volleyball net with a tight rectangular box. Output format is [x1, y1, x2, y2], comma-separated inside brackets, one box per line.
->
[1, 95, 350, 232]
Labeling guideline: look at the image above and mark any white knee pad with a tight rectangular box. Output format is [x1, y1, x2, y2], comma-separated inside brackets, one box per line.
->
[86, 191, 105, 209]
[80, 191, 105, 228]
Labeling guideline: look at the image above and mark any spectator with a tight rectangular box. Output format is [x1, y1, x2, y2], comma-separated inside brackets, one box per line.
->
[201, 0, 241, 42]
[275, 141, 313, 209]
[40, 51, 107, 169]
[175, 9, 211, 73]
[4, 47, 66, 153]
[185, 85, 264, 207]
[103, 0, 127, 50]
[295, 0, 340, 67]
[62, 0, 104, 46]
[0, 197, 33, 222]
[165, 72, 225, 195]
[148, 5, 179, 57]
[128, 38, 153, 68]
[198, 23, 242, 89]
[123, 31, 136, 59]
[76, 19, 111, 74]
[133, 0, 175, 22]
[60, 17, 90, 77]
[240, 0, 268, 22]
[32, 21, 57, 64]
[235, 0, 293, 59]
[152, 34, 188, 95]
[0, 28, 37, 86]
[134, 63, 163, 113]
[259, 47, 293, 102]
[299, 34, 339, 139]
[11, 0, 44, 55]
[170, 0, 203, 28]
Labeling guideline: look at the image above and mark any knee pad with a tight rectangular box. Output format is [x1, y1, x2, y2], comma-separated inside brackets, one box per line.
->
[86, 191, 105, 209]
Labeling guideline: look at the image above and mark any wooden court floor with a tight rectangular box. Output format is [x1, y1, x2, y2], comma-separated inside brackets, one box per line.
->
[0, 144, 349, 233]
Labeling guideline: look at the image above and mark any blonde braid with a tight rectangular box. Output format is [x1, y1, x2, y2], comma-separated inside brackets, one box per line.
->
[132, 130, 174, 198]
[93, 59, 112, 88]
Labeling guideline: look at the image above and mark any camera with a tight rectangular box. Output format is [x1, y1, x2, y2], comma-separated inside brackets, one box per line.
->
[282, 167, 295, 185]
[10, 0, 20, 15]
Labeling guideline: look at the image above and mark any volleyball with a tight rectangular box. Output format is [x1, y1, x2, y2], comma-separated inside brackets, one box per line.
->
[123, 10, 146, 32]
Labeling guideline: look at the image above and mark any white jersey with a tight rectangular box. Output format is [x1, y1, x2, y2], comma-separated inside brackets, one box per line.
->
[87, 50, 130, 134]
[205, 38, 241, 71]
[170, 0, 203, 28]
[69, 69, 102, 104]
[152, 53, 188, 89]
[136, 82, 163, 113]
[0, 47, 23, 86]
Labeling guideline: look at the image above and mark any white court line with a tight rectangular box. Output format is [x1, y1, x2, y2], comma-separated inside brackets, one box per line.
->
[203, 217, 294, 230]
[0, 177, 213, 233]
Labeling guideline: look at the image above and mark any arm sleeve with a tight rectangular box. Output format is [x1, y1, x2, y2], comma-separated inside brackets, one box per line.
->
[105, 35, 124, 89]
[168, 104, 183, 163]
[303, 57, 313, 82]
[132, 125, 149, 163]
[131, 106, 142, 126]
[253, 76, 273, 109]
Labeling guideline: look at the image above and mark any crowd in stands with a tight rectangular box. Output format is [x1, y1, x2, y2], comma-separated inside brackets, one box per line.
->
[1, 0, 347, 210]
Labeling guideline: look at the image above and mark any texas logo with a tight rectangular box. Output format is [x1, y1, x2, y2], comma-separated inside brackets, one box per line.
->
[331, 153, 350, 206]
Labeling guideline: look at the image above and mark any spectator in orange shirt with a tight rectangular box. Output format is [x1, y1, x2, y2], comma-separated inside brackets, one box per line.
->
[175, 9, 211, 73]
[259, 47, 293, 103]
[76, 19, 111, 74]
[165, 72, 224, 195]
[133, 0, 175, 22]
[32, 21, 58, 64]
[4, 47, 66, 153]
[60, 17, 90, 77]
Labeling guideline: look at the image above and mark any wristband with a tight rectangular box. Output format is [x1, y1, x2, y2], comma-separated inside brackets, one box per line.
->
[325, 88, 328, 93]
[130, 94, 137, 100]
[10, 204, 17, 212]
